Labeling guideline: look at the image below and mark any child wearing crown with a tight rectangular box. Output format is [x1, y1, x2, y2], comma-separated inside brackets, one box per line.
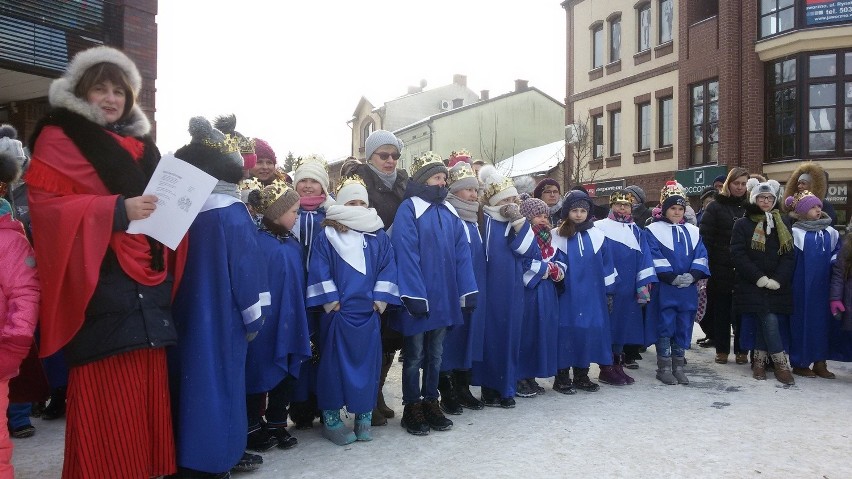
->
[645, 182, 710, 385]
[243, 183, 311, 452]
[783, 190, 844, 378]
[390, 152, 478, 436]
[305, 175, 400, 445]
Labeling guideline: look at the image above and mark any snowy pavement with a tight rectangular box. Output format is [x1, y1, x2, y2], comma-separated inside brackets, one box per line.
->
[12, 334, 852, 478]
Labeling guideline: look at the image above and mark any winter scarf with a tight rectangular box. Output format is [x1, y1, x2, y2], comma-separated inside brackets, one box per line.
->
[548, 199, 563, 218]
[748, 210, 792, 254]
[483, 204, 510, 222]
[447, 193, 480, 223]
[212, 181, 240, 199]
[608, 209, 633, 224]
[323, 204, 384, 233]
[367, 162, 398, 189]
[533, 223, 554, 258]
[793, 214, 834, 232]
[299, 194, 326, 211]
[404, 182, 448, 203]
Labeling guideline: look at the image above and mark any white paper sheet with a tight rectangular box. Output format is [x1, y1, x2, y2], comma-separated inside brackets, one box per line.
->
[126, 153, 218, 249]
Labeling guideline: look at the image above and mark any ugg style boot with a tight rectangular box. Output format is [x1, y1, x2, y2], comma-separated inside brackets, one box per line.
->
[655, 356, 677, 385]
[671, 356, 689, 385]
[770, 352, 795, 385]
[598, 363, 627, 386]
[813, 360, 836, 379]
[552, 368, 577, 395]
[752, 350, 768, 380]
[377, 352, 396, 418]
[400, 402, 430, 436]
[422, 398, 453, 431]
[321, 410, 356, 446]
[615, 353, 635, 384]
[437, 372, 463, 415]
[453, 370, 484, 410]
[354, 412, 372, 441]
[572, 367, 600, 392]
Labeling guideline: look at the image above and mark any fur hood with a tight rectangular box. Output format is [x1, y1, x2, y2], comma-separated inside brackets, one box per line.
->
[783, 161, 828, 205]
[48, 46, 150, 137]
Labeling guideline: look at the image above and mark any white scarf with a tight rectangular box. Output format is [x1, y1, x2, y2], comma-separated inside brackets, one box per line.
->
[324, 205, 384, 275]
[324, 204, 384, 233]
[483, 204, 509, 222]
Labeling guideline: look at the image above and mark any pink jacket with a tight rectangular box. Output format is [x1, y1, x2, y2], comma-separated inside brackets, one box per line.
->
[0, 213, 39, 380]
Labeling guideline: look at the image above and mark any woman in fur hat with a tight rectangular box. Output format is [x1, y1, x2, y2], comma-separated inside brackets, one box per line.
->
[25, 46, 180, 478]
[783, 161, 837, 225]
[730, 179, 795, 384]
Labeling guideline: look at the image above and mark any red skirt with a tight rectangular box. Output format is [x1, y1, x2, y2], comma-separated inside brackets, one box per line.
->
[62, 348, 176, 479]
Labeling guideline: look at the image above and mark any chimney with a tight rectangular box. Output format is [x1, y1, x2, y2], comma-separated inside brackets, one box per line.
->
[514, 79, 529, 92]
[480, 90, 490, 100]
[453, 74, 467, 87]
[452, 98, 464, 108]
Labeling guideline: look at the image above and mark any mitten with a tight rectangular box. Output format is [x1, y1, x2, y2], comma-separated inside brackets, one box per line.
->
[679, 273, 695, 288]
[756, 276, 770, 288]
[764, 279, 780, 290]
[403, 297, 429, 318]
[547, 263, 563, 281]
[499, 203, 523, 222]
[831, 300, 847, 317]
[636, 284, 651, 304]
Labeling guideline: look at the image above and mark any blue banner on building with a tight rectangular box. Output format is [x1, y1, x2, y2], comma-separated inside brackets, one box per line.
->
[806, 0, 852, 25]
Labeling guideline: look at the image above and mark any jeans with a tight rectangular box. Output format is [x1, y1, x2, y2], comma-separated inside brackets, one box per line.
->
[746, 312, 784, 354]
[656, 336, 685, 358]
[6, 402, 31, 430]
[402, 328, 446, 404]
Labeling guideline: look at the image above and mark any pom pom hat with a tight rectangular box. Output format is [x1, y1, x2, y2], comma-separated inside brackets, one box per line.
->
[214, 114, 257, 170]
[746, 178, 781, 205]
[174, 116, 245, 184]
[785, 191, 822, 216]
[478, 164, 518, 206]
[560, 190, 593, 219]
[660, 180, 687, 214]
[520, 197, 549, 220]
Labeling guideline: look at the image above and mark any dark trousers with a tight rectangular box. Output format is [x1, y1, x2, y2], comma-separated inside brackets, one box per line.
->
[712, 291, 741, 354]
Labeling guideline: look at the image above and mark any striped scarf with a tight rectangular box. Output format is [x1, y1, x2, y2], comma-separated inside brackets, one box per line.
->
[749, 210, 792, 254]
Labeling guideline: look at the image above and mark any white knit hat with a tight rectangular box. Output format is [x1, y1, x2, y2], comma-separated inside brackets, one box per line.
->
[293, 154, 330, 195]
[335, 175, 369, 206]
[479, 164, 518, 206]
[747, 178, 781, 205]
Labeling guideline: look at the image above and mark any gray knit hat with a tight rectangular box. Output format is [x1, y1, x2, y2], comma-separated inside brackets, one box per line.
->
[625, 185, 646, 204]
[410, 151, 448, 185]
[365, 130, 404, 160]
[448, 162, 479, 193]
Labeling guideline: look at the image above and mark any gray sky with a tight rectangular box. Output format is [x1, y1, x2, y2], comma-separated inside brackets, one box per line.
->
[155, 1, 566, 163]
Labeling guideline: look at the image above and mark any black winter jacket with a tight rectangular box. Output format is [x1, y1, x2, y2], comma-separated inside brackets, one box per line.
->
[355, 163, 409, 229]
[699, 193, 746, 291]
[729, 204, 795, 314]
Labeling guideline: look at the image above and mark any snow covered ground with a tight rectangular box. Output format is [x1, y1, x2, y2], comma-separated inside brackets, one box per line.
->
[12, 334, 852, 478]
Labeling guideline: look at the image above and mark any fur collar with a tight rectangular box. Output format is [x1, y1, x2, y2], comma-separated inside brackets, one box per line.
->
[783, 161, 828, 203]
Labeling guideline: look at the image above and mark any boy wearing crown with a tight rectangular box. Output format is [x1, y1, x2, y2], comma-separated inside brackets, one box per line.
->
[306, 175, 399, 445]
[390, 152, 478, 436]
[645, 182, 710, 385]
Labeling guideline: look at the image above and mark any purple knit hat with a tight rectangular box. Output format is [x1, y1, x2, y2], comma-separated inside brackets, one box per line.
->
[520, 197, 549, 220]
[533, 178, 560, 199]
[785, 191, 822, 216]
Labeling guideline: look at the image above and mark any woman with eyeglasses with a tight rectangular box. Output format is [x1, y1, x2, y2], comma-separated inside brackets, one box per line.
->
[353, 130, 408, 426]
[729, 179, 795, 384]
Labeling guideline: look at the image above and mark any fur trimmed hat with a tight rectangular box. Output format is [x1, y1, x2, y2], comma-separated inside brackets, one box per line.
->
[785, 191, 822, 217]
[254, 138, 277, 163]
[533, 178, 560, 200]
[448, 162, 479, 194]
[293, 154, 330, 194]
[335, 175, 369, 206]
[214, 114, 257, 170]
[410, 151, 448, 184]
[747, 178, 781, 205]
[174, 116, 244, 184]
[520, 197, 549, 220]
[48, 46, 150, 137]
[560, 190, 593, 219]
[365, 130, 404, 161]
[479, 164, 518, 206]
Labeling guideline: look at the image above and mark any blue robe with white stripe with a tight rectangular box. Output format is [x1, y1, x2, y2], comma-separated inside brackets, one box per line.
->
[389, 197, 478, 336]
[516, 252, 562, 380]
[594, 218, 657, 345]
[293, 207, 327, 268]
[553, 227, 616, 368]
[645, 220, 710, 349]
[170, 195, 270, 474]
[472, 215, 540, 398]
[306, 226, 400, 413]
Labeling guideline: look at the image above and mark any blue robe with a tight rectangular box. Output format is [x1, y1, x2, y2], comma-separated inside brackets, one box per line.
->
[645, 221, 710, 349]
[245, 230, 311, 395]
[306, 226, 400, 413]
[170, 195, 270, 474]
[389, 197, 478, 336]
[789, 226, 842, 366]
[594, 218, 657, 345]
[442, 219, 488, 371]
[293, 206, 327, 268]
[552, 227, 615, 368]
[517, 254, 561, 379]
[472, 215, 540, 397]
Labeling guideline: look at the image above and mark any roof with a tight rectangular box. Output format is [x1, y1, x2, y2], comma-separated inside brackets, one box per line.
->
[494, 140, 565, 177]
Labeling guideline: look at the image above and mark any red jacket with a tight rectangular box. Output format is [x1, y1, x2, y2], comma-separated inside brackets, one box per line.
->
[0, 212, 39, 380]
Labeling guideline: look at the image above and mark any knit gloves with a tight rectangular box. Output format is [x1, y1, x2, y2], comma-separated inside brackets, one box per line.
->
[672, 273, 695, 288]
[756, 276, 770, 288]
[636, 284, 651, 304]
[756, 276, 781, 290]
[547, 263, 564, 282]
[500, 204, 526, 231]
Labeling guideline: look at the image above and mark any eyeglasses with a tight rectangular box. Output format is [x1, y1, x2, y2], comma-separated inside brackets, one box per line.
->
[373, 152, 401, 161]
[756, 195, 775, 202]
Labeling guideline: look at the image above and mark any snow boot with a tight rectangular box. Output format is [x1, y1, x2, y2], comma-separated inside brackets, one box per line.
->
[321, 409, 356, 446]
[354, 412, 372, 441]
[246, 424, 278, 452]
[377, 352, 396, 417]
[528, 378, 546, 395]
[615, 353, 635, 384]
[598, 363, 627, 386]
[231, 452, 262, 473]
[515, 379, 536, 398]
[771, 352, 796, 385]
[572, 367, 600, 392]
[752, 350, 768, 380]
[481, 386, 501, 407]
[266, 423, 298, 449]
[552, 368, 577, 395]
[671, 356, 689, 385]
[422, 398, 453, 431]
[438, 372, 463, 415]
[41, 387, 66, 421]
[400, 402, 430, 436]
[813, 360, 836, 379]
[453, 369, 484, 410]
[655, 356, 677, 385]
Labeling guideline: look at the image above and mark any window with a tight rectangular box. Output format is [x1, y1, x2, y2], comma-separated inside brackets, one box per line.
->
[610, 110, 621, 156]
[637, 103, 651, 151]
[660, 0, 673, 43]
[767, 58, 797, 160]
[691, 80, 719, 165]
[610, 17, 621, 62]
[659, 97, 673, 147]
[593, 114, 604, 158]
[361, 120, 374, 148]
[592, 24, 604, 69]
[638, 3, 651, 52]
[806, 52, 852, 155]
[760, 0, 794, 38]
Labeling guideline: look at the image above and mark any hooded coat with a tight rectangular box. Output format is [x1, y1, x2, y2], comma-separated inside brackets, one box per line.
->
[783, 161, 837, 224]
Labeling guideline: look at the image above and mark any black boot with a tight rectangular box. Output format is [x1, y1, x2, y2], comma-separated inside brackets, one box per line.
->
[42, 387, 66, 421]
[246, 425, 278, 452]
[376, 352, 395, 418]
[437, 372, 463, 415]
[552, 369, 576, 395]
[481, 386, 501, 407]
[453, 369, 484, 410]
[289, 397, 318, 430]
[572, 367, 600, 392]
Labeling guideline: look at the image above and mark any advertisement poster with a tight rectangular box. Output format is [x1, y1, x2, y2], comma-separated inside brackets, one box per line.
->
[806, 0, 852, 25]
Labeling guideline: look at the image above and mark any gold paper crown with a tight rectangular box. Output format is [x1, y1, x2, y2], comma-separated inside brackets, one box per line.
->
[484, 175, 515, 200]
[335, 174, 367, 196]
[239, 177, 263, 191]
[448, 163, 476, 184]
[409, 151, 444, 176]
[790, 190, 817, 209]
[449, 148, 471, 159]
[238, 136, 256, 155]
[202, 134, 240, 155]
[659, 181, 686, 202]
[609, 190, 636, 205]
[259, 182, 294, 213]
[293, 153, 328, 172]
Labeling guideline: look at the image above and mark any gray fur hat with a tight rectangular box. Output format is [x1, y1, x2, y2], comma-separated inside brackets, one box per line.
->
[365, 130, 404, 160]
[174, 116, 244, 183]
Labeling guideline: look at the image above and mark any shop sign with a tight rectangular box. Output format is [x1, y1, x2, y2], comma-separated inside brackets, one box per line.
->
[582, 179, 625, 198]
[674, 165, 727, 196]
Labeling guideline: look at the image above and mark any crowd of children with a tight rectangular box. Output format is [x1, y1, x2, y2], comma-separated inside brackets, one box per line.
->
[2, 45, 852, 479]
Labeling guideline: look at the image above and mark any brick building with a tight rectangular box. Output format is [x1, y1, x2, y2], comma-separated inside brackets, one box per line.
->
[0, 1, 159, 142]
[562, 0, 851, 226]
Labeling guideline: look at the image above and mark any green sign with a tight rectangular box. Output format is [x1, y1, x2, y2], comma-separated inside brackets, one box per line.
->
[675, 165, 727, 196]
